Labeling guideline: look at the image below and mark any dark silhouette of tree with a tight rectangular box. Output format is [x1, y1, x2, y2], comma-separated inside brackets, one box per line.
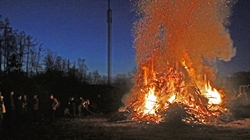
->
[61, 58, 68, 73]
[98, 75, 108, 84]
[44, 50, 56, 71]
[17, 31, 27, 72]
[92, 70, 101, 84]
[30, 49, 37, 75]
[77, 58, 88, 82]
[25, 35, 37, 76]
[113, 73, 133, 94]
[35, 43, 44, 73]
[68, 61, 78, 78]
[55, 56, 63, 71]
[86, 72, 92, 84]
[0, 16, 39, 74]
[2, 18, 13, 72]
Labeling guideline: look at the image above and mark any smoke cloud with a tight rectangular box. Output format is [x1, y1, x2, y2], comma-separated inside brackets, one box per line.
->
[133, 0, 236, 81]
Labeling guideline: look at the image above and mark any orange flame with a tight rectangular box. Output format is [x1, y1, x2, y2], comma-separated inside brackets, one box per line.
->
[204, 81, 222, 105]
[168, 95, 176, 103]
[128, 62, 227, 124]
[144, 87, 157, 114]
[128, 0, 235, 124]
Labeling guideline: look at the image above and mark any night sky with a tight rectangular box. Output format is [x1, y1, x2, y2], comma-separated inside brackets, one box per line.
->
[217, 0, 250, 76]
[0, 0, 249, 77]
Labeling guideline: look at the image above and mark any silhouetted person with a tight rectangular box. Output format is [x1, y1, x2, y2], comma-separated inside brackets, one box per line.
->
[16, 95, 23, 123]
[0, 95, 6, 127]
[82, 99, 90, 117]
[32, 95, 39, 124]
[22, 95, 28, 122]
[9, 91, 16, 124]
[50, 94, 59, 123]
[68, 97, 76, 120]
[64, 106, 70, 118]
[77, 97, 84, 116]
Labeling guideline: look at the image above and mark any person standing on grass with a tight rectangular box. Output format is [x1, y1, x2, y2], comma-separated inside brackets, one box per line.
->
[32, 94, 39, 124]
[9, 91, 16, 124]
[68, 97, 76, 120]
[77, 97, 84, 117]
[82, 99, 90, 117]
[0, 95, 6, 127]
[22, 94, 28, 122]
[50, 94, 59, 123]
[16, 95, 23, 123]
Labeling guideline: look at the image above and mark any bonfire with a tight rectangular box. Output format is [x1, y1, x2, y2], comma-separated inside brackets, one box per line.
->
[128, 59, 228, 124]
[122, 0, 236, 124]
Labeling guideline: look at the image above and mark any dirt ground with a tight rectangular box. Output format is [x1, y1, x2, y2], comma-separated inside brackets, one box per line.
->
[0, 115, 250, 140]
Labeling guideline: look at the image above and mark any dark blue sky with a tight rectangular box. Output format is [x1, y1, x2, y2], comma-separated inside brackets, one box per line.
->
[217, 0, 250, 76]
[0, 0, 249, 77]
[0, 0, 136, 76]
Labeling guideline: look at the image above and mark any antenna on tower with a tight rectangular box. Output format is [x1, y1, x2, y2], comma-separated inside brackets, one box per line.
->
[107, 0, 112, 85]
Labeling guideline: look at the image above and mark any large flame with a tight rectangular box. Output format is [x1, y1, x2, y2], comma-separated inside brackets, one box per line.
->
[204, 81, 222, 105]
[144, 87, 157, 114]
[168, 94, 176, 103]
[125, 0, 237, 124]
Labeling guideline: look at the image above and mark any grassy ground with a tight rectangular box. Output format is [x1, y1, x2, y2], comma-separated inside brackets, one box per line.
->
[0, 115, 250, 140]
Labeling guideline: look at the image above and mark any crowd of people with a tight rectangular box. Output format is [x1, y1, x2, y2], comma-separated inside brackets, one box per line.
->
[0, 91, 91, 128]
[64, 96, 90, 120]
[0, 91, 59, 127]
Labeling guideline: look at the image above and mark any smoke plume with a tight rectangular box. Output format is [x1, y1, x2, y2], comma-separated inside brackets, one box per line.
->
[133, 0, 236, 82]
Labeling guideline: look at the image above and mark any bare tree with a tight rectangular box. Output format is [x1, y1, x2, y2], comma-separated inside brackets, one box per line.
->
[25, 35, 37, 76]
[2, 18, 13, 71]
[98, 75, 108, 84]
[86, 72, 92, 84]
[77, 58, 88, 82]
[61, 58, 68, 73]
[35, 43, 44, 73]
[44, 50, 56, 71]
[17, 31, 27, 72]
[5, 29, 19, 72]
[92, 70, 101, 84]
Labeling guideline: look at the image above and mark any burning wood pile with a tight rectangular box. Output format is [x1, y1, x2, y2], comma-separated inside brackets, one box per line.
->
[125, 59, 228, 124]
[119, 0, 237, 125]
